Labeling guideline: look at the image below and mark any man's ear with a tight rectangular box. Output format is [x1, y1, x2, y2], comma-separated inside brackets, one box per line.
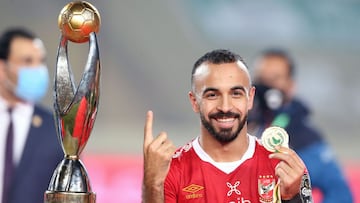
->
[0, 60, 6, 80]
[188, 91, 200, 113]
[247, 86, 256, 111]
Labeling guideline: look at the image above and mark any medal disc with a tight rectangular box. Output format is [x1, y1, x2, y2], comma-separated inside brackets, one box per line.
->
[261, 126, 289, 152]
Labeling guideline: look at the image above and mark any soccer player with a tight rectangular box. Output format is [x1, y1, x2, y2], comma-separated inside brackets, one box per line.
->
[143, 49, 313, 203]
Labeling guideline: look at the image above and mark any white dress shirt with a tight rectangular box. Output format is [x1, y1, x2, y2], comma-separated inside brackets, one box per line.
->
[0, 96, 33, 201]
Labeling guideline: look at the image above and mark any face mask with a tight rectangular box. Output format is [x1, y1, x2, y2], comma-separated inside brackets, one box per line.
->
[253, 83, 285, 111]
[14, 66, 49, 103]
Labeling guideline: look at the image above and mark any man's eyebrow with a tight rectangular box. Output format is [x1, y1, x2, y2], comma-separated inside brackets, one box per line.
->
[231, 86, 247, 92]
[202, 87, 218, 95]
[232, 86, 250, 96]
[202, 86, 248, 94]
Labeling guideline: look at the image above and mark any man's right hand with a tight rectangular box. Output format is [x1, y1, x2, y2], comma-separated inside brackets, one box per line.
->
[142, 111, 176, 203]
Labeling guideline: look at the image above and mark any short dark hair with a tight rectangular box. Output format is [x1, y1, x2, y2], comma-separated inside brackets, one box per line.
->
[0, 27, 36, 60]
[191, 49, 247, 88]
[258, 48, 295, 78]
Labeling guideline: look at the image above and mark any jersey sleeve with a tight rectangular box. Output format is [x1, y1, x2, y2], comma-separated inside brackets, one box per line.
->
[164, 159, 180, 203]
[281, 165, 314, 202]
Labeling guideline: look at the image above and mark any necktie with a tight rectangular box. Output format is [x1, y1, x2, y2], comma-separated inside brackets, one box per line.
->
[2, 108, 14, 203]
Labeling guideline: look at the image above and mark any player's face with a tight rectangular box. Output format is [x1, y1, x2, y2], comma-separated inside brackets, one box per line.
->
[190, 62, 255, 143]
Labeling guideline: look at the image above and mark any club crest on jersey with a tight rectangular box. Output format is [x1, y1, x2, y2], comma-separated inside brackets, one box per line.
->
[258, 175, 275, 203]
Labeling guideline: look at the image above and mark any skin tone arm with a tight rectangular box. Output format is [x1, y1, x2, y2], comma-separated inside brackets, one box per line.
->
[142, 111, 176, 203]
[270, 146, 307, 200]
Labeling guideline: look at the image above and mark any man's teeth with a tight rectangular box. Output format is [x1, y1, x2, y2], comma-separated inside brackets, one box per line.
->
[216, 118, 235, 122]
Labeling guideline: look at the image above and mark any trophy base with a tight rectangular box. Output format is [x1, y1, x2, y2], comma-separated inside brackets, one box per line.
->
[44, 191, 96, 203]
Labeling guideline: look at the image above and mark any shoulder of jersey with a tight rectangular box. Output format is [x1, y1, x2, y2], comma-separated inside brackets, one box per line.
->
[255, 138, 273, 154]
[255, 138, 280, 166]
[172, 141, 193, 159]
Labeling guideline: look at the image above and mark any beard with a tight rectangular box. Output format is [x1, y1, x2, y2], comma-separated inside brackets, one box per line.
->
[200, 111, 247, 144]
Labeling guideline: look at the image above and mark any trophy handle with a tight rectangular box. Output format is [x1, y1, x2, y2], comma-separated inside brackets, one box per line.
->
[54, 35, 76, 114]
[54, 32, 100, 157]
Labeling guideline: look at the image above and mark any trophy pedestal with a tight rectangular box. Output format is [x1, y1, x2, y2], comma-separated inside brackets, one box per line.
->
[44, 191, 96, 203]
[45, 158, 95, 203]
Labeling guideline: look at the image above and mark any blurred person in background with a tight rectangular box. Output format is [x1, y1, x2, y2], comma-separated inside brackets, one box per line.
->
[248, 48, 353, 203]
[0, 27, 63, 203]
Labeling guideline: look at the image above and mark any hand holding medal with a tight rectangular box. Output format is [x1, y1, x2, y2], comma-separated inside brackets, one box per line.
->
[261, 126, 289, 203]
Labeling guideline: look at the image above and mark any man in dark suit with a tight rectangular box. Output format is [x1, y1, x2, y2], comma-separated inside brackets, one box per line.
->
[0, 27, 63, 203]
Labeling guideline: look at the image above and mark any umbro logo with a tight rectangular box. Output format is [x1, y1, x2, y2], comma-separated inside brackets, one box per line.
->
[182, 184, 204, 193]
[182, 184, 204, 200]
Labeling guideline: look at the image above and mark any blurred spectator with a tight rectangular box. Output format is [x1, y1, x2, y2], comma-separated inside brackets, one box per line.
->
[249, 48, 353, 203]
[0, 27, 63, 203]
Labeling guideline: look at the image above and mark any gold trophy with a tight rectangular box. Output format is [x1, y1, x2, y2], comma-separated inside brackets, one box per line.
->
[44, 1, 101, 203]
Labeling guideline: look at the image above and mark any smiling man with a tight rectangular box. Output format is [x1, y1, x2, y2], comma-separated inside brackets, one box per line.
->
[142, 49, 313, 203]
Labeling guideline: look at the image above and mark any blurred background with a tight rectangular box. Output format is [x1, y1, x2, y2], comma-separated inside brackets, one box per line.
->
[1, 0, 359, 202]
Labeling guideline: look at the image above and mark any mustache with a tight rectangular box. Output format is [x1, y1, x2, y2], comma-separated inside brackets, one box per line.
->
[209, 111, 240, 119]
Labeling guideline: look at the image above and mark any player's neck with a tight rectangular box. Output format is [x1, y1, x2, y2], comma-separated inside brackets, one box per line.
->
[199, 128, 249, 162]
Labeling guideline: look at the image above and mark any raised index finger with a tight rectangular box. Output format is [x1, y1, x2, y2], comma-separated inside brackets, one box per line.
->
[143, 110, 154, 149]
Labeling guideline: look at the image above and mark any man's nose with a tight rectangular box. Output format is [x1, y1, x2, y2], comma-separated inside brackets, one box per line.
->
[217, 96, 233, 112]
